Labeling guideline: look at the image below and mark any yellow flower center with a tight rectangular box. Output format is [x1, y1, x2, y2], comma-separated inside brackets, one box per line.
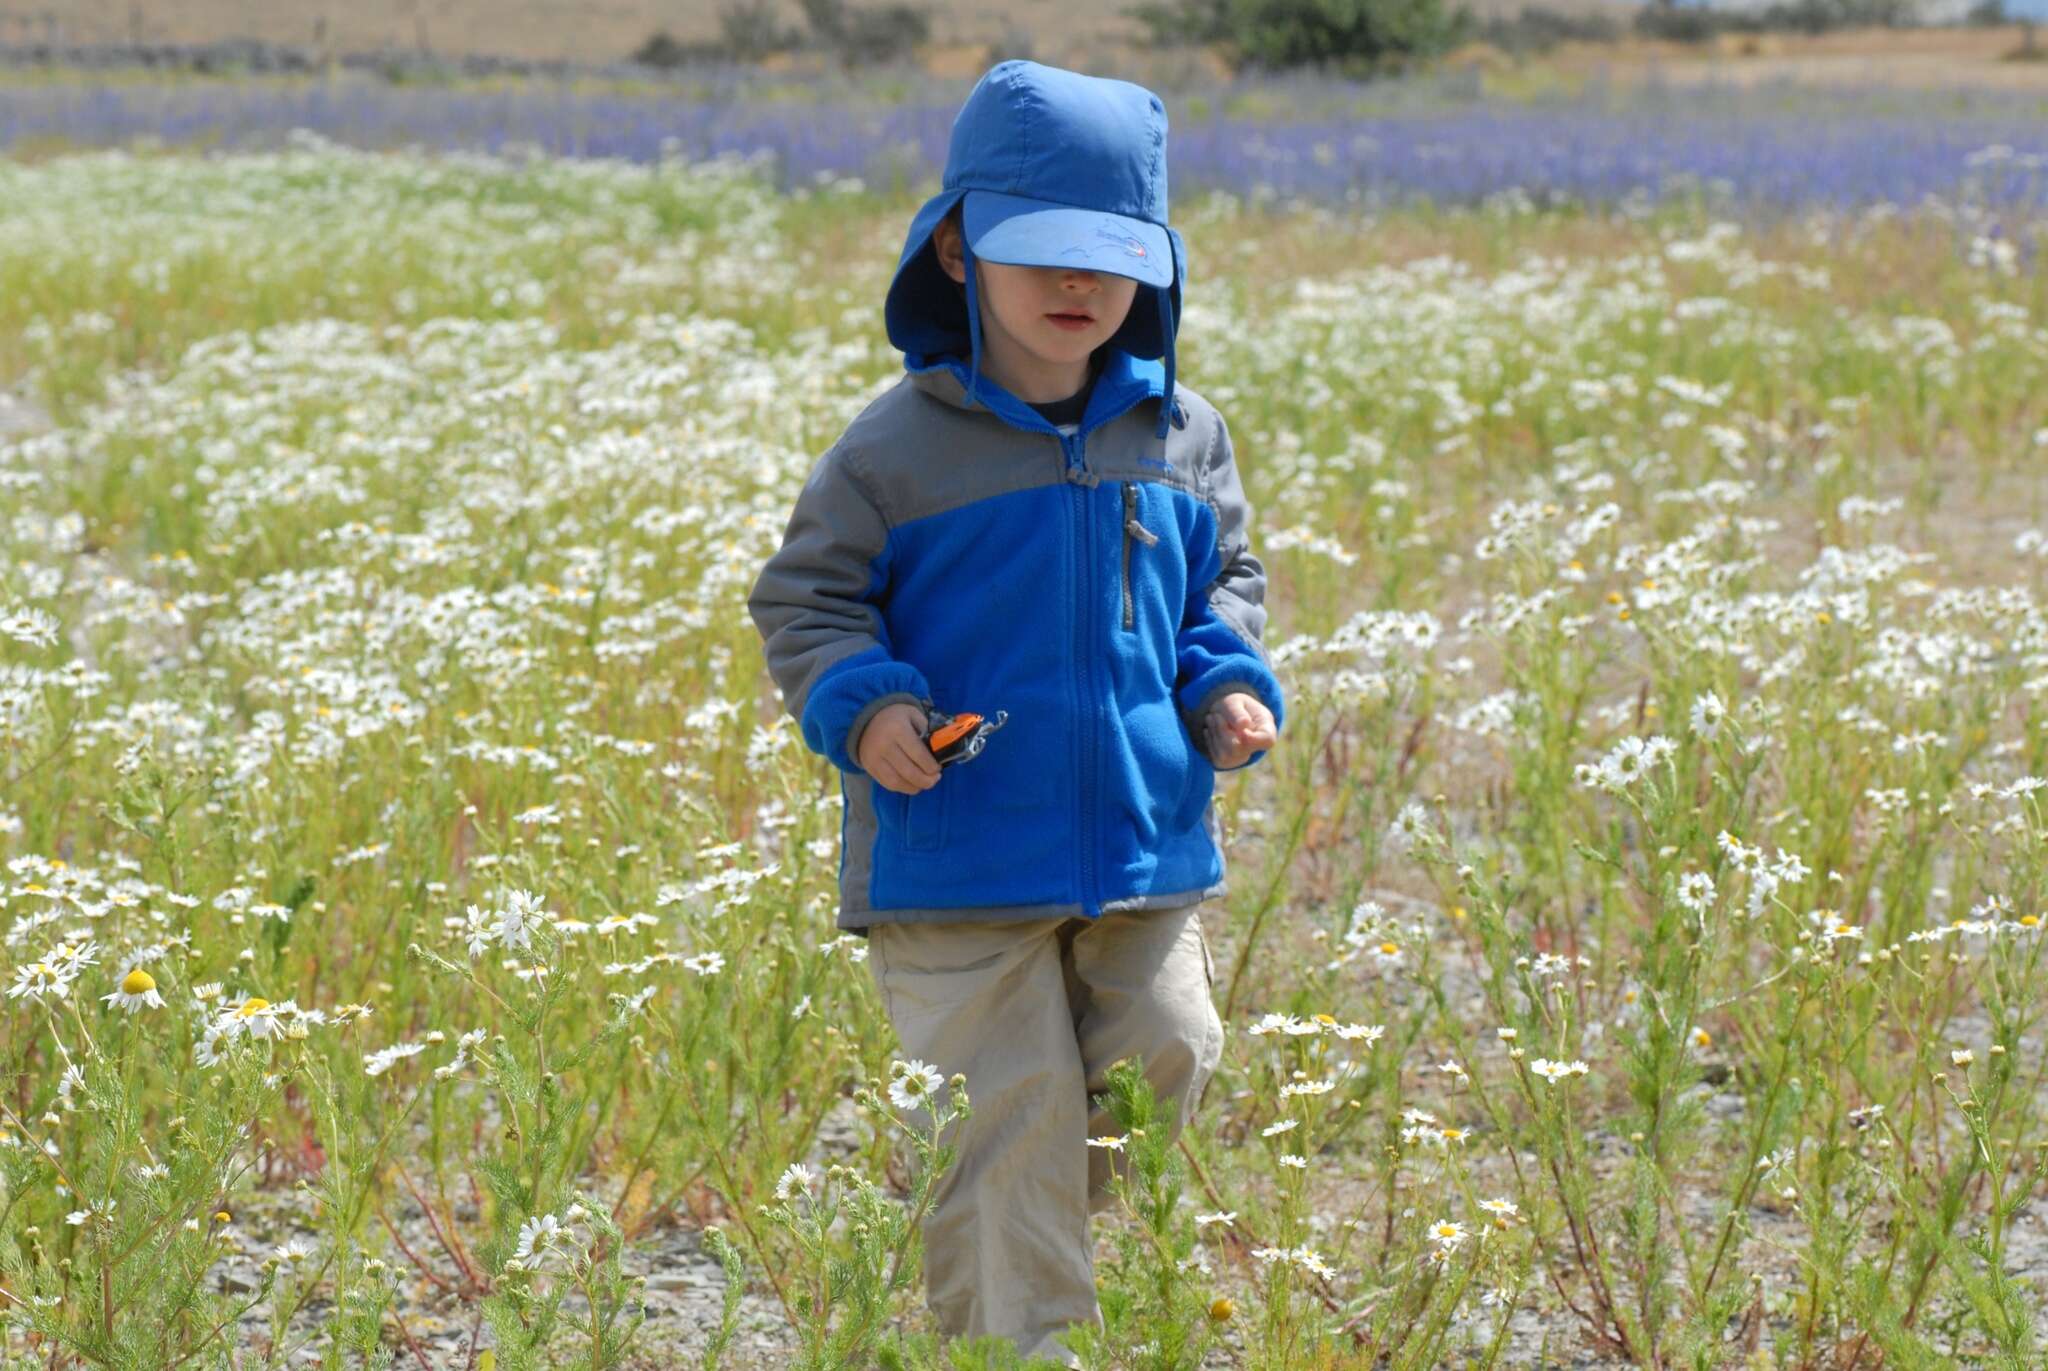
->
[121, 969, 156, 995]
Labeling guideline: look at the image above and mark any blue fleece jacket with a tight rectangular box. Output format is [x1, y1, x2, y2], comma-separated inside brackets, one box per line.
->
[746, 62, 1285, 934]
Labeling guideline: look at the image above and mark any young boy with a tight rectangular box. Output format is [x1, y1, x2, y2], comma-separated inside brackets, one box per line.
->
[747, 60, 1284, 1366]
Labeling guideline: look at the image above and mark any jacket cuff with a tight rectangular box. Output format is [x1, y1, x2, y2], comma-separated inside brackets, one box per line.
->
[801, 646, 932, 773]
[1179, 662, 1285, 772]
[846, 690, 929, 772]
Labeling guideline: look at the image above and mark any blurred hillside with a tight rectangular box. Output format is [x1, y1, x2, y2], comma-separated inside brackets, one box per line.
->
[3, 0, 1627, 67]
[2, 0, 2043, 83]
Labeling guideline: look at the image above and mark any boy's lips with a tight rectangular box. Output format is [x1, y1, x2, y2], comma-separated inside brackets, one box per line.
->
[1045, 310, 1095, 331]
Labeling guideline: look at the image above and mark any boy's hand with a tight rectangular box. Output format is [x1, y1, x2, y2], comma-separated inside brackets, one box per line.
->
[1204, 691, 1277, 769]
[858, 702, 943, 795]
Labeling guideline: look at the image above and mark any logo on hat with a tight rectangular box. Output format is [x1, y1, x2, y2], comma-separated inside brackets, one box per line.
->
[1096, 219, 1148, 258]
[1057, 222, 1150, 267]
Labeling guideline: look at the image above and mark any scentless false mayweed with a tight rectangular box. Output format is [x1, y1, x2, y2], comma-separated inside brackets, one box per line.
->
[1530, 1058, 1591, 1083]
[102, 966, 165, 1012]
[1478, 1197, 1518, 1227]
[1576, 734, 1677, 793]
[775, 1162, 819, 1201]
[3, 144, 2044, 1369]
[1676, 870, 1716, 914]
[508, 1212, 567, 1272]
[222, 996, 280, 1040]
[888, 1058, 945, 1110]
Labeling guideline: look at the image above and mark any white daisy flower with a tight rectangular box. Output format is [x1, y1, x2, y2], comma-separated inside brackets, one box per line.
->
[102, 967, 166, 1013]
[495, 888, 548, 950]
[363, 1042, 428, 1077]
[774, 1162, 819, 1201]
[9, 960, 71, 1003]
[1529, 1058, 1589, 1083]
[888, 1058, 945, 1111]
[222, 996, 281, 1040]
[511, 1212, 565, 1271]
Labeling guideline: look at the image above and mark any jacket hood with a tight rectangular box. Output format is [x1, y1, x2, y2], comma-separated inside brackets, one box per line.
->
[883, 61, 1187, 439]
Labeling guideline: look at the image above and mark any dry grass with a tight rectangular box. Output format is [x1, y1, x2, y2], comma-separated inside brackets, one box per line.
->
[4, 1, 2046, 91]
[1542, 24, 2048, 90]
[5, 0, 1151, 67]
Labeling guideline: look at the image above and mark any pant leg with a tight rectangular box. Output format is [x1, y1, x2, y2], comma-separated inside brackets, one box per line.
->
[1064, 903, 1225, 1216]
[867, 917, 1099, 1364]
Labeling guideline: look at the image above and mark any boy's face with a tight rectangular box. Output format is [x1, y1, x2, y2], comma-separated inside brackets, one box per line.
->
[933, 211, 1139, 387]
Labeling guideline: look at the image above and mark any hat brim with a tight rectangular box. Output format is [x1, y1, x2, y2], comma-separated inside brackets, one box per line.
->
[962, 190, 1173, 289]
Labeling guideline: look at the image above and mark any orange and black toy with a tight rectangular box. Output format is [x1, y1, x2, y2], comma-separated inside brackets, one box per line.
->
[921, 698, 1008, 768]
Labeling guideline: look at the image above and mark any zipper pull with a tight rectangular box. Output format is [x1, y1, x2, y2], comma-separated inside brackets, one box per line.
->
[1122, 483, 1159, 546]
[1062, 433, 1099, 486]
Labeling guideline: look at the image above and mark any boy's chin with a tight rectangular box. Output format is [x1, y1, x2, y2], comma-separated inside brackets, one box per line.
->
[1022, 332, 1105, 363]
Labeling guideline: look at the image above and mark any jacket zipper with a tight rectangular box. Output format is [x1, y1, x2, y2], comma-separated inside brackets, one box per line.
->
[1120, 481, 1158, 631]
[1062, 431, 1098, 916]
[1023, 393, 1166, 920]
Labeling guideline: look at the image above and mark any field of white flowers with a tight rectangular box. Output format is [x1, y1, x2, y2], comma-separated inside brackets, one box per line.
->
[1, 140, 2046, 1369]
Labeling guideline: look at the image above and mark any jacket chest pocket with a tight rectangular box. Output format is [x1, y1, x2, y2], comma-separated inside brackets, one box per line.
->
[1120, 480, 1160, 632]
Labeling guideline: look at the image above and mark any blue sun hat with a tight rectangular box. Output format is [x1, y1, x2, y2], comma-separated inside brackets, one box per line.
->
[884, 60, 1188, 439]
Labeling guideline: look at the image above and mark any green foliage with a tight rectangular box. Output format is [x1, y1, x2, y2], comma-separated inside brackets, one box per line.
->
[4, 147, 2047, 1369]
[1633, 0, 1919, 42]
[798, 0, 932, 65]
[1059, 1059, 1217, 1368]
[712, 1, 804, 62]
[694, 1227, 750, 1369]
[1474, 3, 1619, 54]
[877, 1331, 1073, 1369]
[1127, 0, 1475, 73]
[748, 1068, 973, 1369]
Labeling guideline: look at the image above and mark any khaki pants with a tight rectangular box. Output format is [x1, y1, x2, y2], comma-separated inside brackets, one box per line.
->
[867, 903, 1225, 1365]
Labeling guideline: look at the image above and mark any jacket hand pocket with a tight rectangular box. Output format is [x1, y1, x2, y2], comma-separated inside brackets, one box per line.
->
[897, 781, 946, 852]
[1175, 739, 1215, 833]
